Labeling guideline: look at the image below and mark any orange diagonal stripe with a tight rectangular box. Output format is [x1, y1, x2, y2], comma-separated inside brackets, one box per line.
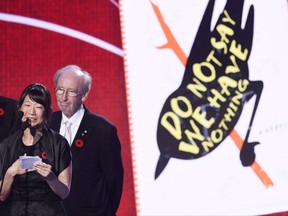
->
[230, 129, 273, 188]
[151, 1, 187, 66]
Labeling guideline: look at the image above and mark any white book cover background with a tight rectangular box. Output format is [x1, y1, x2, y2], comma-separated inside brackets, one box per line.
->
[120, 0, 288, 215]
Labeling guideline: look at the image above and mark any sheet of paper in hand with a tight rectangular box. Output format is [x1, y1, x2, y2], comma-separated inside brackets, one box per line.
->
[19, 156, 42, 170]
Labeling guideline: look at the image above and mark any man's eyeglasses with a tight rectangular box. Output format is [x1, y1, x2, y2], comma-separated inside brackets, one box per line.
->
[56, 88, 78, 97]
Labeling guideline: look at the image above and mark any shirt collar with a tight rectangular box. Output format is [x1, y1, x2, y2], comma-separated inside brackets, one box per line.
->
[61, 105, 85, 126]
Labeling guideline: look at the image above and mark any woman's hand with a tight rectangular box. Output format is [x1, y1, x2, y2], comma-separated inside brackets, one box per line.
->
[0, 156, 30, 201]
[34, 162, 56, 181]
[7, 159, 27, 177]
[33, 161, 71, 199]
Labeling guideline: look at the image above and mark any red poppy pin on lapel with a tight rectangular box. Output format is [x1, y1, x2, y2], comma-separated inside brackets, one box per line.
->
[0, 108, 4, 116]
[41, 151, 47, 160]
[75, 139, 84, 148]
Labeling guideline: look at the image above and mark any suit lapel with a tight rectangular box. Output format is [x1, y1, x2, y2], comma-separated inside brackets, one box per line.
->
[50, 111, 62, 132]
[70, 109, 95, 158]
[51, 109, 96, 159]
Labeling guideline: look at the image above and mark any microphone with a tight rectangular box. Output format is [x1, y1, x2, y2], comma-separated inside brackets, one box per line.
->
[21, 118, 30, 131]
[13, 111, 30, 131]
[16, 110, 24, 120]
[7, 111, 31, 132]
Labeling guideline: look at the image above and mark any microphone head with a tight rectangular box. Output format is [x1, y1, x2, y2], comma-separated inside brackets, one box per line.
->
[21, 119, 30, 130]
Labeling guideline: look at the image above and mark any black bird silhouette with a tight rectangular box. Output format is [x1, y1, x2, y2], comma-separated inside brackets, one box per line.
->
[155, 0, 263, 179]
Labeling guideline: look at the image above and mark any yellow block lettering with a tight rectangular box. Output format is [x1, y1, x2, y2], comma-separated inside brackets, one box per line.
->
[222, 10, 236, 25]
[186, 119, 205, 142]
[231, 90, 242, 105]
[216, 24, 234, 44]
[238, 79, 249, 92]
[225, 55, 240, 74]
[178, 140, 200, 154]
[211, 129, 223, 144]
[218, 76, 238, 96]
[171, 96, 192, 118]
[193, 62, 216, 83]
[208, 89, 227, 108]
[229, 40, 248, 61]
[186, 78, 207, 99]
[161, 111, 182, 140]
[193, 106, 215, 129]
[202, 138, 214, 152]
[206, 50, 222, 67]
[211, 37, 228, 54]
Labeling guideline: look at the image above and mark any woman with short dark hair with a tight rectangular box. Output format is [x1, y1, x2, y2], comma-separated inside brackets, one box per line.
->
[0, 83, 72, 216]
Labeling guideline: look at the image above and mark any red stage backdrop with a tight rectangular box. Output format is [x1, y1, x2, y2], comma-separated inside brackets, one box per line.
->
[0, 1, 136, 216]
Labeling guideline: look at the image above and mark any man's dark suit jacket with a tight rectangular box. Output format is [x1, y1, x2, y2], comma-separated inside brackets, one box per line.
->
[0, 96, 18, 143]
[0, 96, 18, 215]
[50, 107, 124, 216]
